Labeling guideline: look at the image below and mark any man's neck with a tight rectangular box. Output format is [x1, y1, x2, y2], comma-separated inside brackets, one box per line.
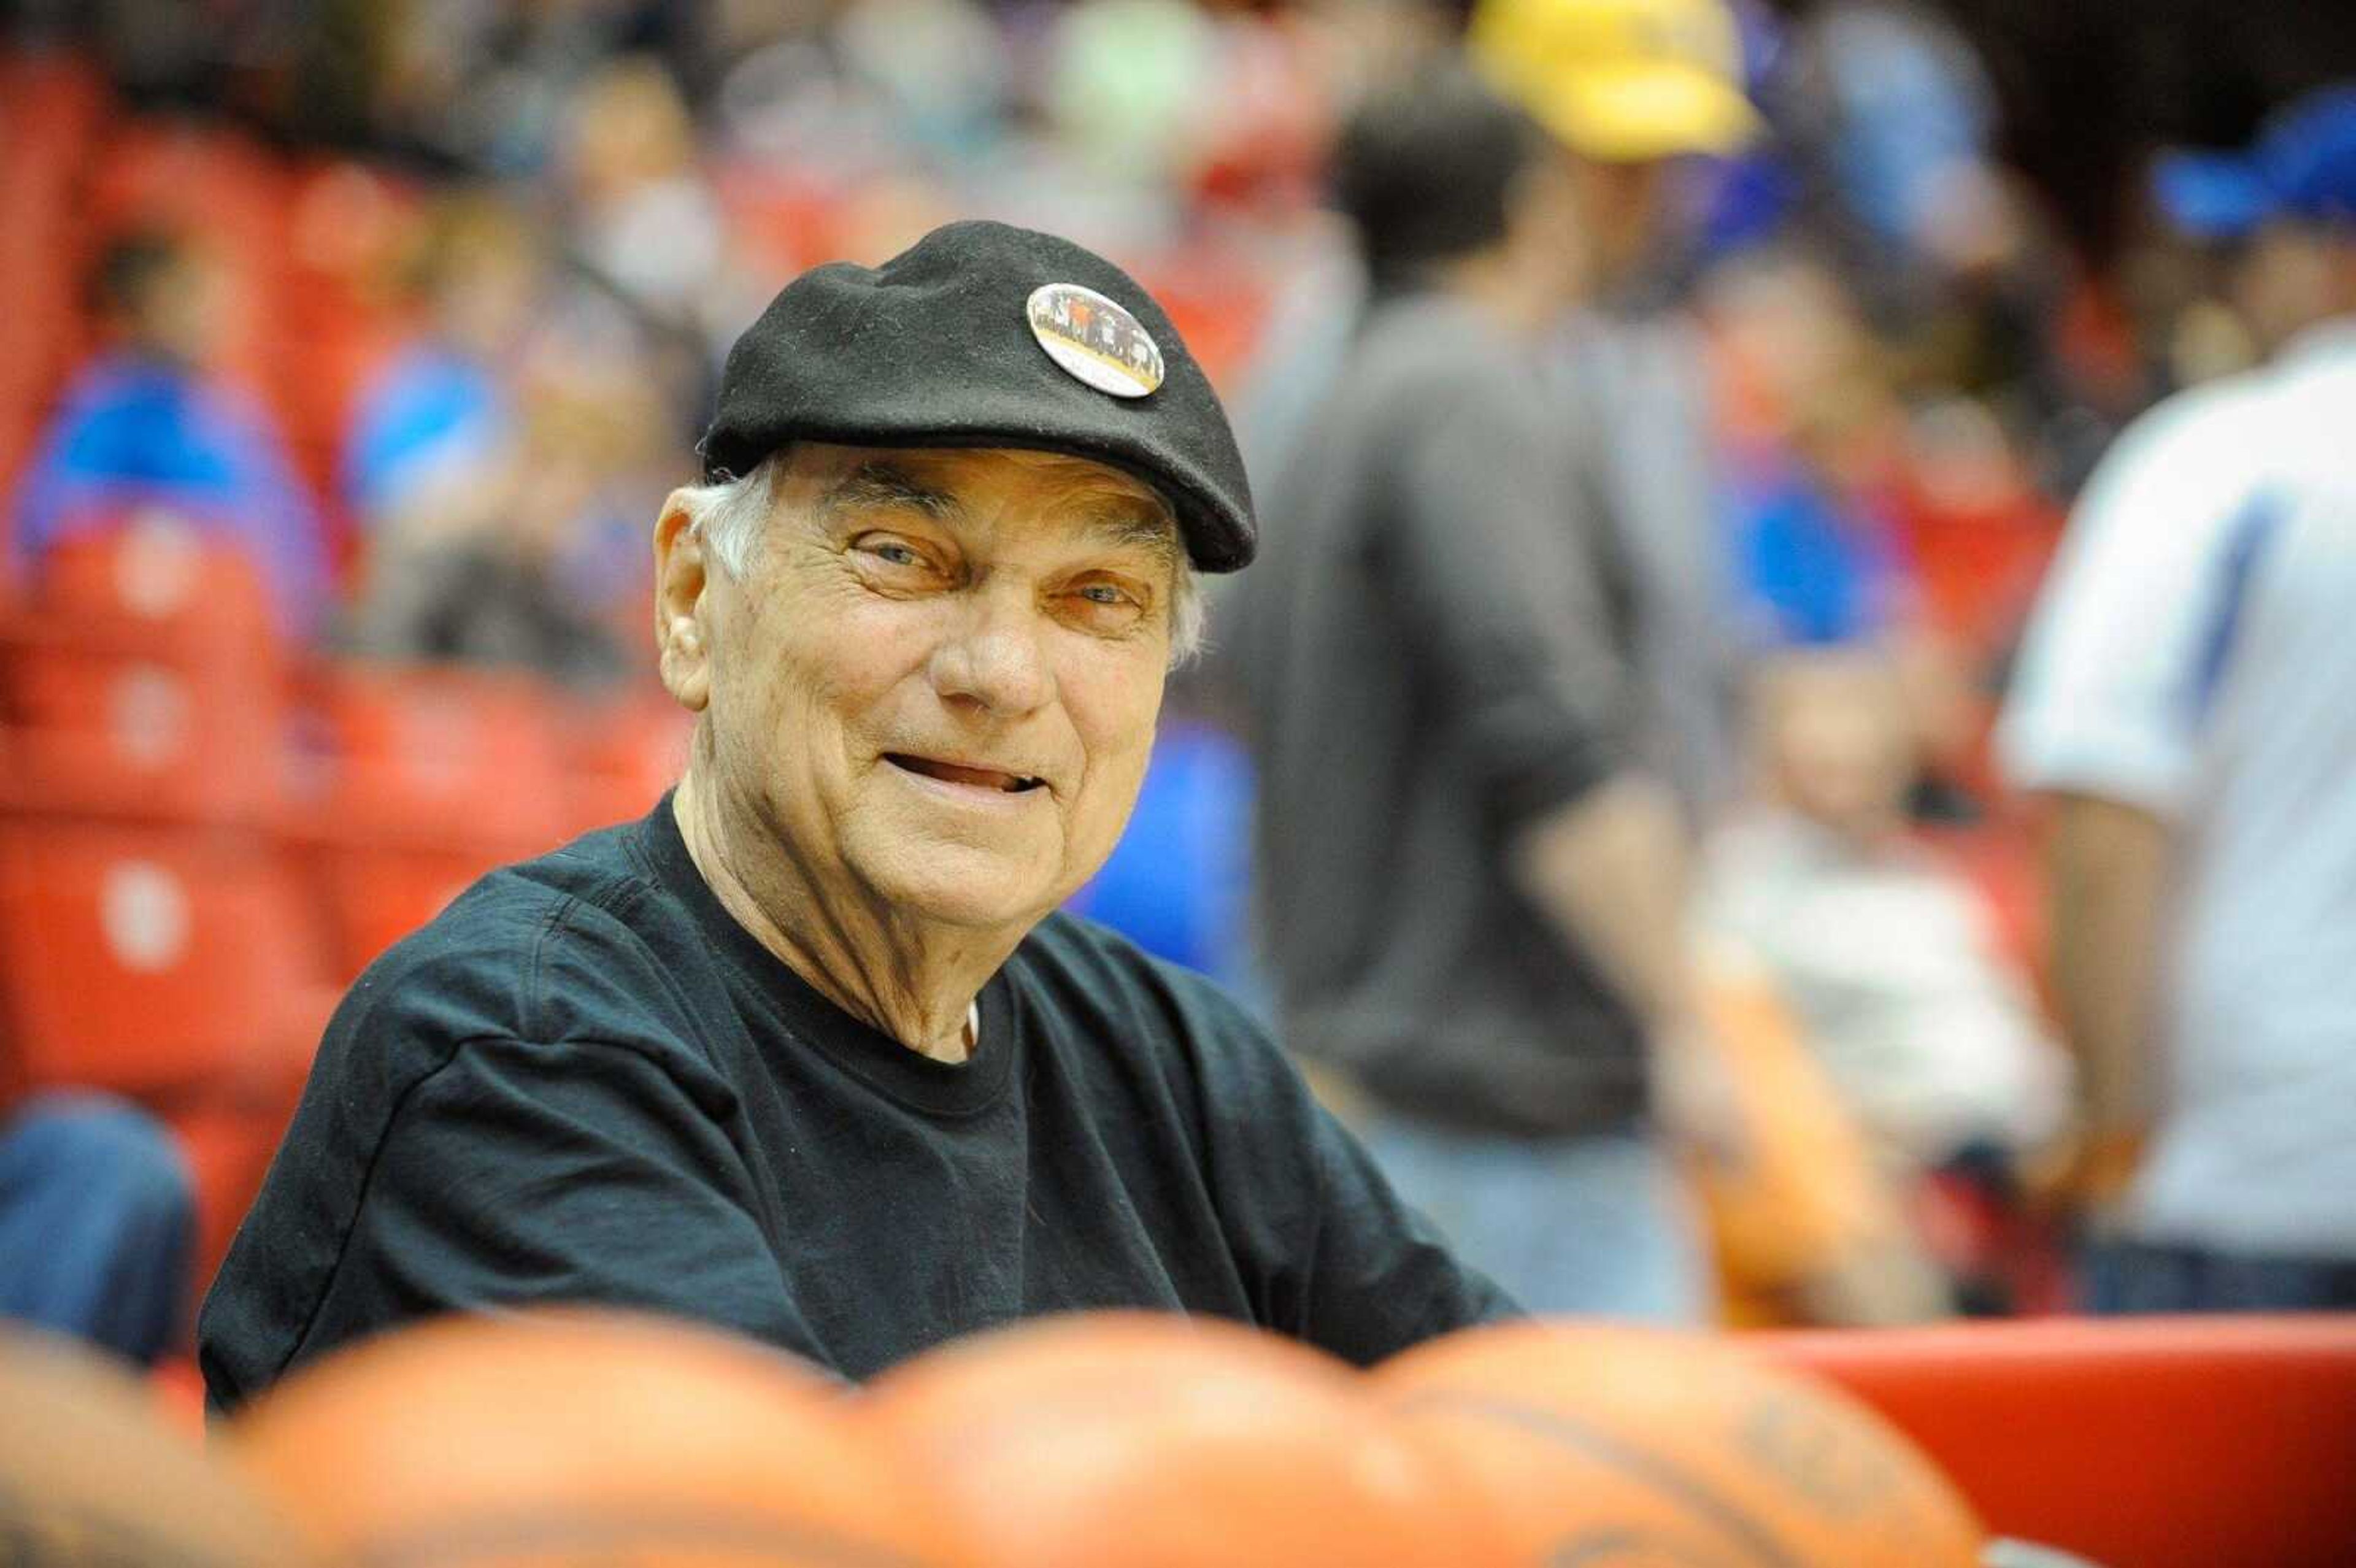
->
[671, 771, 1014, 1064]
[1441, 248, 1563, 336]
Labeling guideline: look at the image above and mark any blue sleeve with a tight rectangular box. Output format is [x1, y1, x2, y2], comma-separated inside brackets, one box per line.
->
[9, 385, 123, 579]
[211, 389, 334, 637]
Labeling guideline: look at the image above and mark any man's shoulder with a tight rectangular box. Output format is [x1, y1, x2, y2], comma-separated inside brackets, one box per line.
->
[1017, 910, 1230, 1009]
[2091, 369, 2279, 505]
[1013, 913, 1287, 1082]
[1351, 298, 1531, 402]
[329, 813, 706, 1058]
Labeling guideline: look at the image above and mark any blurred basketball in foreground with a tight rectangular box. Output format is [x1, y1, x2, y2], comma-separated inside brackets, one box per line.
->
[1376, 1320, 1984, 1567]
[0, 1326, 311, 1565]
[226, 1309, 963, 1567]
[864, 1311, 1507, 1568]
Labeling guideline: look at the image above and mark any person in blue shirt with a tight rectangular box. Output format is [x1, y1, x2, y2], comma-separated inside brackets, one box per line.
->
[10, 230, 331, 638]
[342, 194, 537, 530]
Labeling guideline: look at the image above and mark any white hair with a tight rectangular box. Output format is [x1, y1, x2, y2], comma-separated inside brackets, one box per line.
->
[676, 452, 1207, 666]
[677, 456, 782, 581]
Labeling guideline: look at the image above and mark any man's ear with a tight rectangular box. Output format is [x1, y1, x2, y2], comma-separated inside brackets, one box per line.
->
[653, 493, 712, 713]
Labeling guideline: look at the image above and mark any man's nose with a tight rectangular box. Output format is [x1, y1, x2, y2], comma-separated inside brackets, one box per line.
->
[928, 583, 1053, 717]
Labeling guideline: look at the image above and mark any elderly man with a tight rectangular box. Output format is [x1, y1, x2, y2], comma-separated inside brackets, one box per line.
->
[198, 222, 1512, 1411]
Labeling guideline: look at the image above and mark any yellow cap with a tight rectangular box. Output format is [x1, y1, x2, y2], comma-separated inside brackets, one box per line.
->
[1468, 0, 1762, 162]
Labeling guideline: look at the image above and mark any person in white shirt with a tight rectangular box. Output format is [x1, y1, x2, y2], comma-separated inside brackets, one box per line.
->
[2000, 83, 2356, 1310]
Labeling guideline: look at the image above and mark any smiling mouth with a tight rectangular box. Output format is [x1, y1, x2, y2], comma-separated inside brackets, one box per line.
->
[885, 753, 1047, 794]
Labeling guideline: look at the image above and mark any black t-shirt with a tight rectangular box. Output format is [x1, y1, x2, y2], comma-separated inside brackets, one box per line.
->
[199, 796, 1515, 1412]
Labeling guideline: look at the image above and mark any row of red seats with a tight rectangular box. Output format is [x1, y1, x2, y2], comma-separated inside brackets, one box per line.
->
[0, 515, 689, 1305]
[2, 514, 687, 832]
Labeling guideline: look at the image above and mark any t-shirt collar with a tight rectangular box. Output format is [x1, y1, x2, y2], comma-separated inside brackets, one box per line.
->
[633, 791, 1017, 1117]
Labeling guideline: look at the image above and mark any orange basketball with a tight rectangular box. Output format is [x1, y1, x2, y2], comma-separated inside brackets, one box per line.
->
[0, 1326, 313, 1565]
[863, 1311, 1511, 1568]
[227, 1309, 967, 1567]
[1376, 1321, 1984, 1567]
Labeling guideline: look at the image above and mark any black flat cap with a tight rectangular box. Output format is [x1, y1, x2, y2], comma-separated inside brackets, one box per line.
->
[699, 220, 1257, 572]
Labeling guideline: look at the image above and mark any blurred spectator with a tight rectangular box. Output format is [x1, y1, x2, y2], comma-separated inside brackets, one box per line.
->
[1474, 0, 1761, 818]
[345, 191, 541, 530]
[1700, 649, 2068, 1174]
[363, 0, 698, 175]
[335, 177, 683, 688]
[2001, 83, 2356, 1312]
[1227, 63, 1717, 1320]
[0, 1092, 194, 1366]
[9, 229, 332, 637]
[556, 53, 739, 348]
[343, 314, 661, 690]
[1707, 248, 1913, 649]
[1242, 0, 1759, 815]
[1767, 0, 2012, 314]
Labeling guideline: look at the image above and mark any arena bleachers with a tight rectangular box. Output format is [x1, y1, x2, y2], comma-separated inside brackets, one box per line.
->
[0, 507, 687, 1305]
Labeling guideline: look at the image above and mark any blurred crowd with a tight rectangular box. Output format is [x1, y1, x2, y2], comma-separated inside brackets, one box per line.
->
[4, 0, 2356, 1372]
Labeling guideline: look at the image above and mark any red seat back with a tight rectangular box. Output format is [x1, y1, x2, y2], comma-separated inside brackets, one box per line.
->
[1755, 1316, 2356, 1567]
[26, 510, 278, 651]
[0, 516, 287, 826]
[0, 824, 321, 1099]
[560, 686, 691, 837]
[306, 844, 499, 983]
[286, 663, 570, 855]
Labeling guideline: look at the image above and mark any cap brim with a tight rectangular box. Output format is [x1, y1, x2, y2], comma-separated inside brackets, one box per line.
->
[2152, 149, 2277, 240]
[1532, 65, 1762, 161]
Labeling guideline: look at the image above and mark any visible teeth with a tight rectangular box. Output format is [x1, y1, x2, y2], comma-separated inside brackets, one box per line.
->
[888, 753, 1042, 792]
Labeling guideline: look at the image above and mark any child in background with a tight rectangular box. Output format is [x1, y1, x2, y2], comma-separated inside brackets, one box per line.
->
[1699, 647, 2068, 1181]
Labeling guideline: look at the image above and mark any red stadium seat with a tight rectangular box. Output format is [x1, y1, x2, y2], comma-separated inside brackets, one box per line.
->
[560, 686, 692, 837]
[0, 516, 288, 826]
[25, 511, 279, 648]
[1754, 1315, 2356, 1567]
[306, 844, 501, 983]
[1, 648, 285, 825]
[281, 681, 680, 980]
[0, 823, 326, 1101]
[286, 663, 572, 856]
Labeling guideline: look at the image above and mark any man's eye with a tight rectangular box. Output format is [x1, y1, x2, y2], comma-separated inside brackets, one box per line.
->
[1077, 583, 1131, 606]
[869, 542, 923, 567]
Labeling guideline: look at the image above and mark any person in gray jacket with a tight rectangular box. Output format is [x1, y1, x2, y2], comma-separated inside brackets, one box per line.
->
[1227, 66, 1729, 1318]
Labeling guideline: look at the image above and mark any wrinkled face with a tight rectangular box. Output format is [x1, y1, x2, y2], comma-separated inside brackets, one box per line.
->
[661, 444, 1178, 932]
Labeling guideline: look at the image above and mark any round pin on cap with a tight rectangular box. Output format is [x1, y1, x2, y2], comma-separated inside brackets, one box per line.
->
[1026, 282, 1164, 399]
